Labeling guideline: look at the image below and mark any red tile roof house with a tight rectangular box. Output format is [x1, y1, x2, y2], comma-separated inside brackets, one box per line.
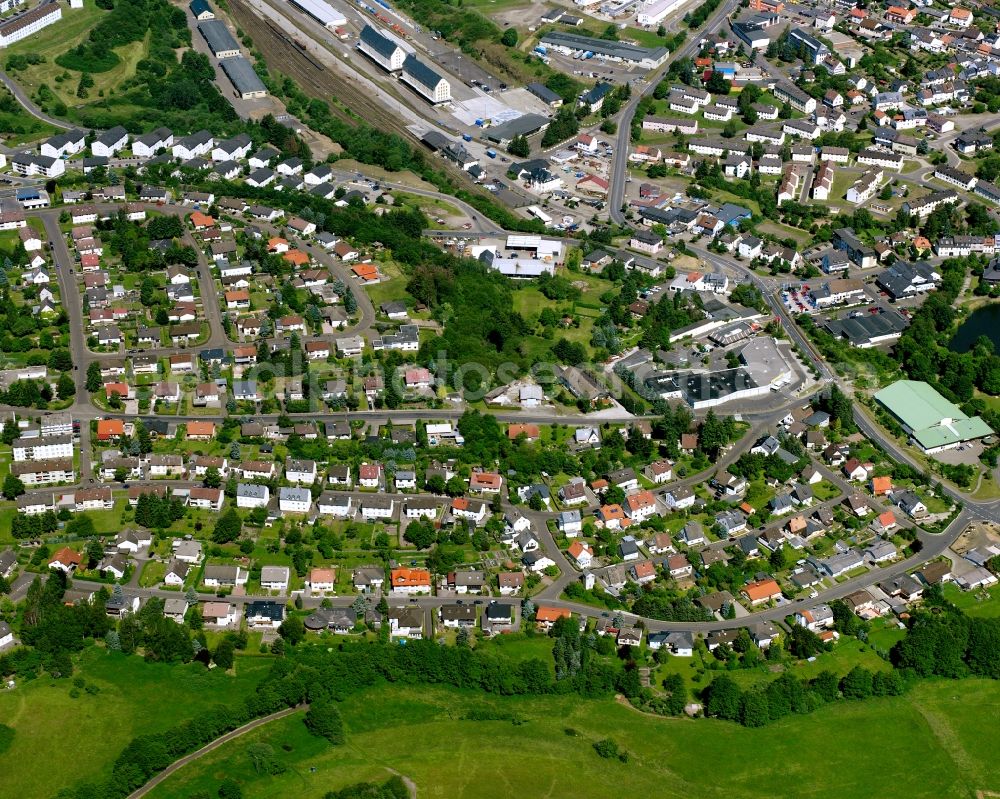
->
[741, 579, 783, 606]
[631, 559, 657, 584]
[508, 423, 540, 442]
[358, 462, 382, 488]
[305, 341, 330, 360]
[49, 547, 82, 573]
[469, 471, 502, 494]
[404, 367, 433, 389]
[105, 382, 133, 401]
[567, 540, 593, 568]
[535, 606, 571, 630]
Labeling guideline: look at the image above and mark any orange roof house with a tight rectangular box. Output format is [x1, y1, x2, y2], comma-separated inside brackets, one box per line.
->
[625, 490, 657, 516]
[633, 560, 656, 581]
[508, 423, 540, 441]
[48, 546, 81, 571]
[597, 504, 629, 527]
[787, 515, 807, 535]
[97, 419, 125, 440]
[105, 383, 129, 399]
[283, 249, 309, 266]
[186, 421, 216, 439]
[876, 510, 897, 531]
[190, 211, 215, 229]
[535, 606, 571, 625]
[308, 567, 336, 586]
[390, 567, 431, 589]
[470, 472, 503, 493]
[886, 5, 914, 23]
[351, 263, 379, 282]
[871, 475, 892, 496]
[267, 236, 289, 253]
[567, 540, 592, 563]
[742, 579, 782, 605]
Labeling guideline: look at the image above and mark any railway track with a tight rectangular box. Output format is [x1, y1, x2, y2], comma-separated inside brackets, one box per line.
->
[229, 0, 414, 136]
[227, 0, 514, 209]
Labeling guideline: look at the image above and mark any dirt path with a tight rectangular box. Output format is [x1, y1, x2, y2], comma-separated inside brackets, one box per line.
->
[125, 705, 303, 799]
[385, 767, 418, 799]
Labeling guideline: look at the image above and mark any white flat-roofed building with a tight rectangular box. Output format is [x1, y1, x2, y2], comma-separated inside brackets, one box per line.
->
[289, 0, 346, 29]
[12, 435, 73, 462]
[505, 234, 563, 261]
[636, 0, 688, 26]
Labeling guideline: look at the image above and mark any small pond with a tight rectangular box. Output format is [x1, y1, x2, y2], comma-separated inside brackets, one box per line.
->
[950, 304, 1000, 352]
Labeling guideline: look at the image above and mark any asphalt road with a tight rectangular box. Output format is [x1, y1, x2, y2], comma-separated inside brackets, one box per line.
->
[609, 0, 742, 226]
[4, 125, 998, 639]
[0, 69, 72, 131]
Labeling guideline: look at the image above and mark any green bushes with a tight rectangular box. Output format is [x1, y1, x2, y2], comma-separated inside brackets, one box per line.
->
[304, 700, 345, 744]
[0, 723, 13, 755]
[593, 738, 629, 762]
[703, 667, 903, 728]
[686, 0, 723, 28]
[56, 44, 121, 74]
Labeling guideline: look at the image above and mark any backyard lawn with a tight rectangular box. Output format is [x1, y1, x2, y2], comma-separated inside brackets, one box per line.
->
[942, 582, 1000, 618]
[138, 560, 167, 587]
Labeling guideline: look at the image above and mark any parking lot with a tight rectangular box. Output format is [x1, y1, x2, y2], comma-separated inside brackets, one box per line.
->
[544, 50, 638, 84]
[433, 49, 507, 93]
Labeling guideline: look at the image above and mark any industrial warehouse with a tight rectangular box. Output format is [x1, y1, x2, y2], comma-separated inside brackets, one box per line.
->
[288, 0, 346, 29]
[197, 18, 241, 59]
[219, 56, 268, 99]
[874, 381, 994, 454]
[539, 31, 670, 69]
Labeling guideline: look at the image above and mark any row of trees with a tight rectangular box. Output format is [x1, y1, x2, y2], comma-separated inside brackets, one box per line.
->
[703, 666, 904, 727]
[890, 585, 1000, 679]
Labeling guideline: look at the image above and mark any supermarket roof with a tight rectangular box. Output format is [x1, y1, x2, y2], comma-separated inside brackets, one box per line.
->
[874, 380, 993, 450]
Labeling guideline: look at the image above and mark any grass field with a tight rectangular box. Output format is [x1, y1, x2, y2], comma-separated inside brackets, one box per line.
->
[0, 649, 272, 799]
[139, 560, 167, 587]
[144, 678, 1000, 799]
[942, 582, 1000, 618]
[5, 0, 150, 111]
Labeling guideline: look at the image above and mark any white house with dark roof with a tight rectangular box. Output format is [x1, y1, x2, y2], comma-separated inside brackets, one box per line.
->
[358, 24, 406, 71]
[401, 54, 451, 104]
